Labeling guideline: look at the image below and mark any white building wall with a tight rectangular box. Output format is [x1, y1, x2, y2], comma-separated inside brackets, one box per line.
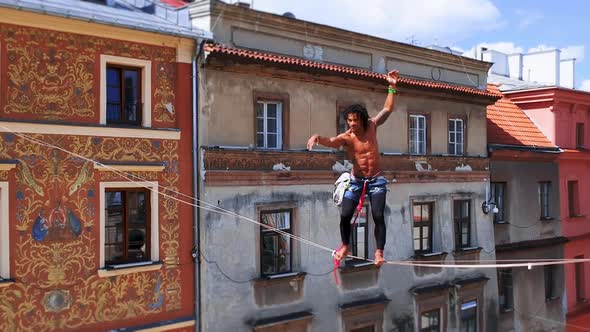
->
[522, 49, 560, 85]
[560, 59, 575, 88]
[507, 53, 523, 80]
[483, 50, 508, 76]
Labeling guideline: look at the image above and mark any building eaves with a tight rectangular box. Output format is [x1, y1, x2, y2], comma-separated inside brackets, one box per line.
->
[199, 0, 493, 72]
[0, 0, 212, 39]
[204, 43, 501, 99]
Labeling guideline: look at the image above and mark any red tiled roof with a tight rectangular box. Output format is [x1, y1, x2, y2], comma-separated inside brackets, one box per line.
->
[204, 43, 501, 99]
[486, 84, 556, 148]
[160, 0, 188, 8]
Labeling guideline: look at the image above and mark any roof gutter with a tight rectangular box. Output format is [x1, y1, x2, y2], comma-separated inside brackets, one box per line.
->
[488, 143, 563, 154]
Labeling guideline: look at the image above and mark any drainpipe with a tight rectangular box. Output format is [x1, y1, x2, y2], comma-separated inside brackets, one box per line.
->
[193, 38, 209, 332]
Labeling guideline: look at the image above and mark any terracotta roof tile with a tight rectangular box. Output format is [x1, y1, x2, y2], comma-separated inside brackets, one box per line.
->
[486, 84, 556, 148]
[204, 43, 501, 98]
[159, 0, 188, 8]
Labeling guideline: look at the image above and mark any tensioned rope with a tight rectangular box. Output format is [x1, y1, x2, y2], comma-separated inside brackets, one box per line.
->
[2, 124, 588, 269]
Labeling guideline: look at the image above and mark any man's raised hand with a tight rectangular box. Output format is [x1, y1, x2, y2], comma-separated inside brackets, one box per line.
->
[386, 69, 399, 86]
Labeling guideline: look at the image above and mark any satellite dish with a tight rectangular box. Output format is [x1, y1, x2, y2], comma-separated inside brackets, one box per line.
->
[282, 12, 296, 19]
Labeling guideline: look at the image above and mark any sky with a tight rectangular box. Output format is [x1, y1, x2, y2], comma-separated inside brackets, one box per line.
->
[247, 0, 590, 90]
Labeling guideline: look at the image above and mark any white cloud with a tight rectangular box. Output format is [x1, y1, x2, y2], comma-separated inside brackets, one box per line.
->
[561, 45, 584, 62]
[515, 9, 543, 28]
[463, 42, 524, 58]
[527, 44, 584, 62]
[581, 80, 590, 91]
[250, 0, 502, 45]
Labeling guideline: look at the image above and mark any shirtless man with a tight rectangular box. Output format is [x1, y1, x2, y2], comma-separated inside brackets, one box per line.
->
[306, 70, 398, 266]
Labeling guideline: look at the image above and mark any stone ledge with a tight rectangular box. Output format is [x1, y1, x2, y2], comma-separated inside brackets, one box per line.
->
[97, 262, 162, 278]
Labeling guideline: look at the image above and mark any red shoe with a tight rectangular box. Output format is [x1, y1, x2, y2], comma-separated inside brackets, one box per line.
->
[375, 249, 385, 267]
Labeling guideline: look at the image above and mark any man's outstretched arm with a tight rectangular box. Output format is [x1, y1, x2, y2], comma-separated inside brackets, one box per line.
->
[374, 70, 399, 126]
[307, 133, 346, 150]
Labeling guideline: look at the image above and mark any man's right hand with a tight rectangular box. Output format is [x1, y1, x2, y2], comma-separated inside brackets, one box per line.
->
[307, 135, 319, 150]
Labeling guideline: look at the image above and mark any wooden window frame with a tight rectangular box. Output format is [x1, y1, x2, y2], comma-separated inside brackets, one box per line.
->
[350, 204, 370, 260]
[413, 202, 434, 255]
[104, 188, 151, 265]
[253, 91, 290, 150]
[491, 182, 507, 223]
[453, 200, 471, 250]
[415, 290, 448, 332]
[576, 122, 585, 149]
[497, 268, 514, 312]
[448, 114, 467, 156]
[544, 264, 558, 301]
[539, 181, 551, 220]
[259, 208, 294, 277]
[575, 255, 586, 303]
[568, 180, 581, 217]
[408, 112, 431, 155]
[106, 64, 142, 126]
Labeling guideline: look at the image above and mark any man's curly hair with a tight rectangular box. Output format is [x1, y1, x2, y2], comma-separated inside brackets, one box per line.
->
[343, 104, 369, 130]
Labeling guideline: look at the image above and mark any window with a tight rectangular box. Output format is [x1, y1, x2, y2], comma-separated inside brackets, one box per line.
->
[99, 182, 159, 269]
[539, 181, 551, 219]
[0, 182, 9, 279]
[498, 268, 514, 312]
[351, 326, 375, 332]
[420, 308, 441, 332]
[545, 265, 558, 301]
[413, 202, 433, 254]
[460, 300, 477, 332]
[568, 180, 580, 217]
[576, 122, 585, 148]
[454, 200, 471, 249]
[260, 209, 292, 276]
[491, 182, 506, 223]
[448, 118, 464, 155]
[575, 255, 586, 303]
[350, 205, 369, 260]
[106, 65, 142, 125]
[105, 189, 150, 265]
[100, 55, 151, 127]
[338, 109, 348, 135]
[409, 115, 427, 155]
[256, 101, 283, 149]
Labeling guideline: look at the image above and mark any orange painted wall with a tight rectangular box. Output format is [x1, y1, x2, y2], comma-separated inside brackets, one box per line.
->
[0, 23, 195, 331]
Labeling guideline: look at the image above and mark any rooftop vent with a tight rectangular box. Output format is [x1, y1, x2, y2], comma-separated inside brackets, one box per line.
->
[235, 1, 250, 9]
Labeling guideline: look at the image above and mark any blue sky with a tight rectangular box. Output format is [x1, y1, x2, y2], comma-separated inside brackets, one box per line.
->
[250, 0, 589, 90]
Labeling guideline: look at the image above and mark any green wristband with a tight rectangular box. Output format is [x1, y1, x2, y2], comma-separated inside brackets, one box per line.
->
[388, 87, 397, 94]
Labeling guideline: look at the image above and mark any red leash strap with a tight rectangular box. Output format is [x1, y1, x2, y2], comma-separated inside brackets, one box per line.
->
[333, 180, 368, 285]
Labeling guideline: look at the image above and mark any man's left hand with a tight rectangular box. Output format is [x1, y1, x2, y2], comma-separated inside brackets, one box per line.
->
[386, 69, 399, 86]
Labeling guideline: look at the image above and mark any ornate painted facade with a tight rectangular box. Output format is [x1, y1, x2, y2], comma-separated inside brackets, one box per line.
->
[0, 8, 197, 332]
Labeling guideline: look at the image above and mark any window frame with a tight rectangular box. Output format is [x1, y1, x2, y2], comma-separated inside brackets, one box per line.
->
[575, 255, 586, 303]
[100, 55, 151, 127]
[576, 122, 585, 149]
[497, 268, 514, 312]
[350, 204, 370, 260]
[448, 115, 467, 156]
[104, 188, 151, 265]
[413, 202, 434, 255]
[419, 308, 442, 332]
[453, 200, 471, 250]
[539, 181, 551, 220]
[253, 91, 290, 150]
[568, 180, 581, 217]
[99, 181, 159, 269]
[0, 182, 9, 279]
[409, 113, 430, 155]
[544, 264, 558, 301]
[459, 299, 478, 332]
[259, 207, 295, 277]
[105, 64, 143, 126]
[491, 182, 507, 223]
